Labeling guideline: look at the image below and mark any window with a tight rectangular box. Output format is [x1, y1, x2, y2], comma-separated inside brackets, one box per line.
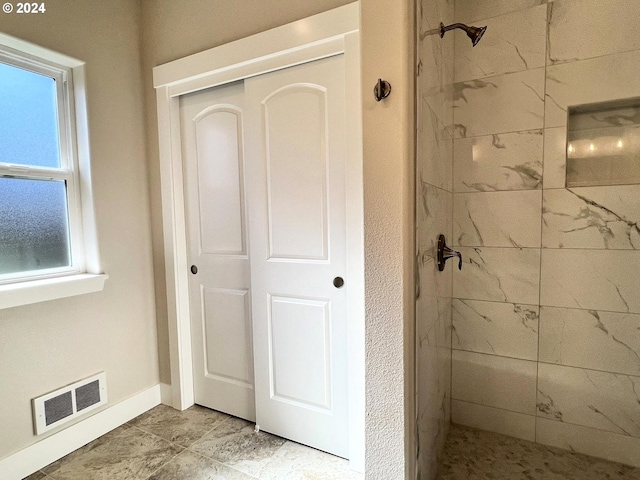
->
[0, 34, 105, 308]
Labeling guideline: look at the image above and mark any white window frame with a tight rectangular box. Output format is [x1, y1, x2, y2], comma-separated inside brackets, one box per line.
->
[0, 33, 107, 309]
[0, 48, 84, 283]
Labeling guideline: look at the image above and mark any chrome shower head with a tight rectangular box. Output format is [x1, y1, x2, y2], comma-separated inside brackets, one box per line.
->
[440, 22, 487, 47]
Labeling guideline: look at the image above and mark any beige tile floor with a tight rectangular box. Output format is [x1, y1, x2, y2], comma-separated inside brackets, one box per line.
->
[437, 424, 640, 480]
[23, 405, 363, 480]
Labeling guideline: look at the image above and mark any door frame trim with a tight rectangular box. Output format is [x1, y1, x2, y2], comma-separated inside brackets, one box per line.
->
[153, 3, 364, 470]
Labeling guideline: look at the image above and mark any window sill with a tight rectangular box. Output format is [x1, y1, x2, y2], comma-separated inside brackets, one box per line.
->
[0, 273, 108, 310]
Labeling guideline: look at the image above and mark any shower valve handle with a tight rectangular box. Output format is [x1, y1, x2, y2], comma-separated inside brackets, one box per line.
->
[437, 234, 462, 271]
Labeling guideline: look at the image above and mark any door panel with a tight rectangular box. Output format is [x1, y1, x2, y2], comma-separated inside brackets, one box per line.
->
[245, 55, 349, 457]
[194, 108, 246, 255]
[264, 87, 328, 260]
[269, 295, 331, 409]
[202, 287, 252, 385]
[180, 81, 255, 421]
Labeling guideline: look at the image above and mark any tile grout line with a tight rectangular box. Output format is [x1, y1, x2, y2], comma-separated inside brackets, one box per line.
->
[452, 245, 640, 252]
[547, 44, 640, 69]
[449, 16, 456, 436]
[185, 412, 231, 446]
[252, 440, 292, 480]
[122, 424, 185, 480]
[162, 448, 262, 480]
[128, 411, 232, 479]
[451, 397, 537, 418]
[415, 19, 422, 471]
[126, 423, 189, 448]
[213, 437, 289, 479]
[142, 448, 185, 480]
[535, 0, 553, 444]
[455, 126, 544, 141]
[452, 345, 640, 378]
[180, 416, 288, 479]
[132, 410, 229, 448]
[451, 346, 537, 363]
[455, 2, 548, 28]
[453, 292, 639, 315]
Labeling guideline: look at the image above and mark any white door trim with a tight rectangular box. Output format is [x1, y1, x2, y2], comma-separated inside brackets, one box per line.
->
[153, 3, 364, 471]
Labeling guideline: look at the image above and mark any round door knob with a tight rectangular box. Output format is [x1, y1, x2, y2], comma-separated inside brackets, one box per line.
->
[190, 265, 198, 274]
[333, 276, 344, 288]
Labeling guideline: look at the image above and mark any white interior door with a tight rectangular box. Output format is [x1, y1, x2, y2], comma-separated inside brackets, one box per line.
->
[180, 81, 256, 421]
[245, 55, 350, 457]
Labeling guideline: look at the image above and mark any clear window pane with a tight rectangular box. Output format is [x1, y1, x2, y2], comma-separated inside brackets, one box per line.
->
[0, 178, 71, 275]
[0, 62, 60, 169]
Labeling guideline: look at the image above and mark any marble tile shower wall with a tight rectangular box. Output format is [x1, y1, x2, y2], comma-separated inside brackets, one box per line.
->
[449, 0, 640, 468]
[416, 0, 455, 478]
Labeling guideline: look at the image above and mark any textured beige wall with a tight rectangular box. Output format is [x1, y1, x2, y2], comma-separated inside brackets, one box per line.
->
[0, 0, 158, 459]
[361, 0, 415, 477]
[140, 0, 355, 384]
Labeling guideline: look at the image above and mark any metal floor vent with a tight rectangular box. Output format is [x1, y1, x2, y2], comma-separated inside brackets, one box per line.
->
[32, 372, 107, 435]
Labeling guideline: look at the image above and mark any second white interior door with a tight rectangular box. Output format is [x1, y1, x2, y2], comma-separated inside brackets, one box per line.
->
[181, 54, 349, 458]
[245, 55, 349, 458]
[180, 81, 256, 422]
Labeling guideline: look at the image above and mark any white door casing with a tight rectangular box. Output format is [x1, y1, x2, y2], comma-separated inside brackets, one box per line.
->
[152, 4, 364, 470]
[180, 81, 256, 421]
[245, 55, 349, 457]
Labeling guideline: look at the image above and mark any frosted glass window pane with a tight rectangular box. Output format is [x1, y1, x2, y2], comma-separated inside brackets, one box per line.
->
[0, 178, 70, 275]
[0, 62, 60, 168]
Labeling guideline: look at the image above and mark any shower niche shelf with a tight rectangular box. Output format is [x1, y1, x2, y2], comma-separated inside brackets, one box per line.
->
[566, 97, 640, 187]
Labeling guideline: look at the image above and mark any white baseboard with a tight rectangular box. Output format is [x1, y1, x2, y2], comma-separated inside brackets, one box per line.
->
[160, 382, 172, 406]
[0, 384, 161, 480]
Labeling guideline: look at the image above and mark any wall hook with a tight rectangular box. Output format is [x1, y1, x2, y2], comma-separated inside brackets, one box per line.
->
[373, 78, 391, 101]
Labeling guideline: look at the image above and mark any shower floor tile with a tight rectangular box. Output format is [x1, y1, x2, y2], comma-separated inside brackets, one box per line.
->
[437, 424, 640, 479]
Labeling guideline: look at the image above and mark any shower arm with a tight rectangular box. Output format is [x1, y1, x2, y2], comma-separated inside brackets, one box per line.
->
[440, 23, 469, 37]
